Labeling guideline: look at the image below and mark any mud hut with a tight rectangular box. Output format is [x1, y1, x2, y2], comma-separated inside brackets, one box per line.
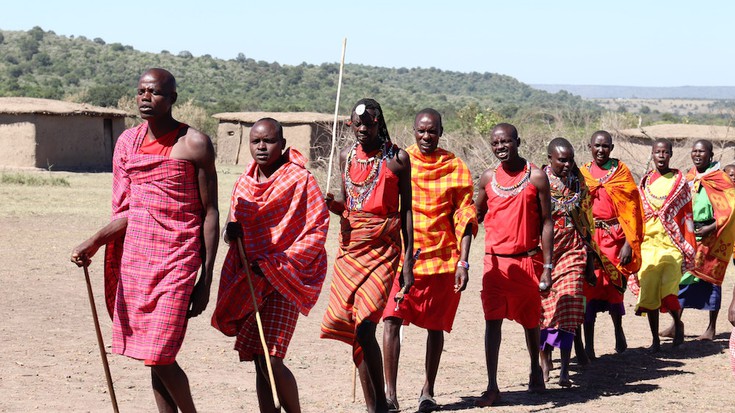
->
[0, 97, 129, 170]
[212, 112, 348, 167]
[613, 123, 735, 179]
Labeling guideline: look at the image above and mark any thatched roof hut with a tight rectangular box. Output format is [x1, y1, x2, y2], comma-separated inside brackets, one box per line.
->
[612, 123, 735, 179]
[0, 97, 129, 170]
[212, 112, 348, 167]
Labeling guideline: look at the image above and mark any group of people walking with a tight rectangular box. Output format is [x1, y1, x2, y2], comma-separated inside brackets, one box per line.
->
[70, 68, 735, 413]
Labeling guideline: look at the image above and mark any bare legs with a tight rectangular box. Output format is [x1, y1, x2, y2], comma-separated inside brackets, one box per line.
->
[476, 319, 502, 407]
[254, 355, 300, 413]
[150, 362, 196, 413]
[476, 320, 543, 407]
[669, 309, 720, 340]
[382, 317, 401, 409]
[356, 320, 388, 413]
[648, 310, 683, 352]
[383, 317, 443, 410]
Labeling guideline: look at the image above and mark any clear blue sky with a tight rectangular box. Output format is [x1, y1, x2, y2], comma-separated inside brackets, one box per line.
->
[1, 0, 731, 86]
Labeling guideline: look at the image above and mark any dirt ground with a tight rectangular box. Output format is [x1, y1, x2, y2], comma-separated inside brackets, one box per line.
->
[1, 166, 734, 412]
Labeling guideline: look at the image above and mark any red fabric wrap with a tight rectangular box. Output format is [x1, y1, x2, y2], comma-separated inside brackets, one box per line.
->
[320, 211, 402, 364]
[103, 122, 203, 365]
[212, 148, 329, 342]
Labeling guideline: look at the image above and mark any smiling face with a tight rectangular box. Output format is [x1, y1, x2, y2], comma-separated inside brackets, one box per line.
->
[548, 145, 575, 178]
[491, 125, 519, 163]
[413, 112, 442, 155]
[691, 141, 713, 173]
[589, 133, 613, 167]
[136, 69, 177, 120]
[652, 141, 672, 174]
[249, 119, 285, 175]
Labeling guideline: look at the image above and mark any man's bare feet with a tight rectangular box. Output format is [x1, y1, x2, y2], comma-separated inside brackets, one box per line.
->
[696, 327, 715, 341]
[585, 347, 597, 361]
[673, 322, 684, 346]
[528, 371, 546, 393]
[649, 338, 661, 353]
[659, 323, 675, 338]
[474, 389, 501, 407]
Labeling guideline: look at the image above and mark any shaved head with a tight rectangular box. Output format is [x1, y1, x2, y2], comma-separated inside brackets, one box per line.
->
[547, 137, 574, 155]
[141, 68, 177, 92]
[492, 123, 518, 140]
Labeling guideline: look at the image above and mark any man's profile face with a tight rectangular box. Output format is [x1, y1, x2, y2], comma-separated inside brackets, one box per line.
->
[136, 71, 176, 120]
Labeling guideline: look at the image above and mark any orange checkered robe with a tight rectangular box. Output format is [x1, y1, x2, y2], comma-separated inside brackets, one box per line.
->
[382, 144, 477, 332]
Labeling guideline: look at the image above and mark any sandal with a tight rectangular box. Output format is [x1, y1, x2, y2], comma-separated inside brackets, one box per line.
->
[386, 398, 400, 412]
[418, 394, 439, 412]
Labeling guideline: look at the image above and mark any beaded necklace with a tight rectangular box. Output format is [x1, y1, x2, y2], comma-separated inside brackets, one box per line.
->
[644, 172, 669, 202]
[344, 142, 385, 211]
[544, 166, 581, 214]
[587, 159, 617, 184]
[491, 160, 531, 198]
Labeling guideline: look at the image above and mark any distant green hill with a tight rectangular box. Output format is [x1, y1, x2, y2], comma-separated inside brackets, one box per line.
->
[532, 84, 735, 99]
[0, 27, 600, 131]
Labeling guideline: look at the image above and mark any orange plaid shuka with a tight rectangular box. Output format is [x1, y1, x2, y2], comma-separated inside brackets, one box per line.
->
[581, 159, 644, 276]
[406, 144, 478, 277]
[686, 166, 735, 285]
[381, 144, 478, 331]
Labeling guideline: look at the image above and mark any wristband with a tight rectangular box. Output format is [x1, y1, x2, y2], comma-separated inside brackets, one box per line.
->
[542, 263, 553, 270]
[457, 260, 470, 270]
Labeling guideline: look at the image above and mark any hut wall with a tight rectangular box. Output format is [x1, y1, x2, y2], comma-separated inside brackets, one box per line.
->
[0, 114, 36, 168]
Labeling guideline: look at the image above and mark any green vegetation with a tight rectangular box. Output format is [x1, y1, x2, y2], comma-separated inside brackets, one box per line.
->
[1, 172, 70, 187]
[0, 27, 601, 135]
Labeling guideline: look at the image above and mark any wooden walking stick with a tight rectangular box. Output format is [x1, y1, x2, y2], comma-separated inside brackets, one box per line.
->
[82, 264, 120, 413]
[236, 238, 280, 409]
[325, 37, 347, 194]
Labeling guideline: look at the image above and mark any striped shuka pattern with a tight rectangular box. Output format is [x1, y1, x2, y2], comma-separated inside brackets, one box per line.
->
[320, 211, 402, 364]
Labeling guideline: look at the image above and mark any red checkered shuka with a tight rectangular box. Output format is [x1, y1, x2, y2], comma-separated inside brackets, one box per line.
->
[211, 148, 329, 338]
[103, 122, 203, 365]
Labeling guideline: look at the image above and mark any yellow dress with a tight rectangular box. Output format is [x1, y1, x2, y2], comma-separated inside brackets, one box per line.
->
[636, 172, 683, 313]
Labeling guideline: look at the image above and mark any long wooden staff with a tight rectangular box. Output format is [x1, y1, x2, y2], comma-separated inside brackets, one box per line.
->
[236, 238, 280, 409]
[82, 264, 120, 413]
[325, 37, 347, 194]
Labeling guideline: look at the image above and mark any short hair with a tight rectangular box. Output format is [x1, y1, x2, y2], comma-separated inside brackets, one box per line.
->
[492, 123, 518, 140]
[653, 138, 673, 153]
[724, 164, 735, 172]
[415, 108, 443, 128]
[590, 130, 612, 144]
[693, 139, 714, 154]
[253, 117, 284, 140]
[352, 98, 390, 142]
[141, 68, 177, 92]
[547, 137, 574, 155]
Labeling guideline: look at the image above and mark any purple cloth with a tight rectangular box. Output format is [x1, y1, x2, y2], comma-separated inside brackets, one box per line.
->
[678, 281, 721, 311]
[585, 299, 626, 323]
[540, 328, 575, 351]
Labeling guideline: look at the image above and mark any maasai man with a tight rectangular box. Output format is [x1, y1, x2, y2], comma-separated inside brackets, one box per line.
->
[580, 130, 644, 359]
[474, 123, 554, 406]
[320, 98, 415, 413]
[71, 68, 219, 412]
[212, 118, 329, 412]
[661, 140, 735, 341]
[381, 109, 477, 412]
[635, 138, 695, 352]
[539, 138, 596, 387]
